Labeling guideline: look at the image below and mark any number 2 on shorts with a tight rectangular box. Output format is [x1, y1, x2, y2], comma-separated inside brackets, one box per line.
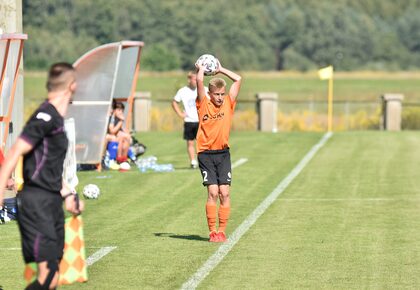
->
[202, 171, 208, 182]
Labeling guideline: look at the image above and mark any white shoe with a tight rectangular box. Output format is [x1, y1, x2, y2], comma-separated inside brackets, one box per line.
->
[109, 160, 120, 170]
[119, 162, 131, 171]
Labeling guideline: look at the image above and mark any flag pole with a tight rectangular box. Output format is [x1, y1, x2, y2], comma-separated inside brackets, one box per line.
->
[328, 72, 333, 132]
[318, 65, 334, 132]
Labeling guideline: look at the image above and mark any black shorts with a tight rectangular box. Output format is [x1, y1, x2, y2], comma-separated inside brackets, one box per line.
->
[17, 186, 64, 263]
[198, 149, 232, 186]
[183, 122, 199, 140]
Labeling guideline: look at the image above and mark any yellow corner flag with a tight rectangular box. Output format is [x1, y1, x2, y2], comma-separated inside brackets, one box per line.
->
[318, 65, 333, 80]
[318, 65, 334, 132]
[24, 216, 88, 286]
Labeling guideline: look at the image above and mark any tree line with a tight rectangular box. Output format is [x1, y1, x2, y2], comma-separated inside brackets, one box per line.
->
[23, 0, 420, 71]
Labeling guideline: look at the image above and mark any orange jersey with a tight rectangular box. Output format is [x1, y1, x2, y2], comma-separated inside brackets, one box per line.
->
[196, 95, 236, 152]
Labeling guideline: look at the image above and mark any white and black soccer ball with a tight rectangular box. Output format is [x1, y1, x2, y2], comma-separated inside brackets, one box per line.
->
[195, 54, 219, 76]
[82, 184, 100, 199]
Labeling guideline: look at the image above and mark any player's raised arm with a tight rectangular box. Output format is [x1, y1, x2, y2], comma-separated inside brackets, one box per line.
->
[195, 63, 206, 102]
[217, 62, 242, 102]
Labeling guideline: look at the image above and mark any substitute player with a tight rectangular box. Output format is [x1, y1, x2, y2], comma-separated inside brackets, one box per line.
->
[195, 60, 241, 242]
[0, 62, 84, 290]
[172, 71, 207, 169]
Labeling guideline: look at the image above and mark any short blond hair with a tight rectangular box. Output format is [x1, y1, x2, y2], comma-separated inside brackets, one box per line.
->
[208, 78, 226, 92]
[187, 71, 197, 78]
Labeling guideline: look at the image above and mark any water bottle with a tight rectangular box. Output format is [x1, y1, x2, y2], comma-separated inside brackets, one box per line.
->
[103, 152, 110, 169]
[136, 158, 148, 173]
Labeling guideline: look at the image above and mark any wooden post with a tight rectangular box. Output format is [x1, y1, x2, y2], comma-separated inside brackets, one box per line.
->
[256, 92, 278, 132]
[381, 94, 404, 131]
[133, 92, 152, 132]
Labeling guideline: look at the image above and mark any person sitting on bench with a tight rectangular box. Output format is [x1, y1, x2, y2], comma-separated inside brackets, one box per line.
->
[107, 102, 131, 163]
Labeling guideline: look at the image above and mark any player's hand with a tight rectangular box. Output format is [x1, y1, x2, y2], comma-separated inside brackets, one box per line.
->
[115, 110, 125, 120]
[195, 62, 204, 71]
[6, 178, 15, 191]
[64, 193, 84, 216]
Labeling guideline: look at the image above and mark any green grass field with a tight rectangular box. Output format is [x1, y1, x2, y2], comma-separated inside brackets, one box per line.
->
[1, 131, 420, 289]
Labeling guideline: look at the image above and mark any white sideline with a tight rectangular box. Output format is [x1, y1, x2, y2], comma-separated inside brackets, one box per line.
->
[86, 246, 117, 266]
[180, 132, 333, 290]
[279, 198, 420, 201]
[1, 246, 117, 267]
[0, 246, 116, 251]
[232, 158, 248, 169]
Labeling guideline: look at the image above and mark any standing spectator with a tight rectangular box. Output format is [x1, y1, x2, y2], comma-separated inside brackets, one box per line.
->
[172, 72, 208, 169]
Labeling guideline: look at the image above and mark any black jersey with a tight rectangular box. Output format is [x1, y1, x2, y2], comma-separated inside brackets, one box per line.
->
[20, 101, 68, 193]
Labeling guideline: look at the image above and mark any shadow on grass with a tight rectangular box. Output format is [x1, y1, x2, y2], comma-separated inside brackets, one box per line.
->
[154, 232, 208, 242]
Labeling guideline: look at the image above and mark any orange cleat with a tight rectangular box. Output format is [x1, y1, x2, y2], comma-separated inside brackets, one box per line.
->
[209, 231, 219, 242]
[217, 232, 227, 242]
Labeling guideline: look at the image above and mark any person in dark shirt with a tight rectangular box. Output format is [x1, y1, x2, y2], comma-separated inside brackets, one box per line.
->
[0, 62, 84, 290]
[107, 101, 131, 163]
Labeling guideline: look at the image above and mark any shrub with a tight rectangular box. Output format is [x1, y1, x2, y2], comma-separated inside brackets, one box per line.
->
[402, 107, 420, 130]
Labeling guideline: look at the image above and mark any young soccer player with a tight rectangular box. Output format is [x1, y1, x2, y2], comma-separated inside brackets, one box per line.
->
[172, 71, 208, 169]
[0, 62, 84, 290]
[195, 60, 242, 242]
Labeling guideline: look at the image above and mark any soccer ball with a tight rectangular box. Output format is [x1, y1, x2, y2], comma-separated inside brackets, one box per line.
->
[195, 54, 219, 76]
[82, 184, 100, 199]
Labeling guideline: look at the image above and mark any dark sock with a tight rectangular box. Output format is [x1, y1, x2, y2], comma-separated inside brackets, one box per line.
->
[25, 280, 47, 290]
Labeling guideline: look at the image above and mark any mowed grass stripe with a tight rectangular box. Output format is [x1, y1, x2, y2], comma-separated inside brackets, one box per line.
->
[202, 132, 420, 289]
[181, 132, 332, 289]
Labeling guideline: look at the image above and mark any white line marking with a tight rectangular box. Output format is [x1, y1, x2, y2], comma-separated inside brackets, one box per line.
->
[232, 158, 248, 169]
[279, 198, 420, 201]
[180, 132, 333, 290]
[0, 246, 115, 251]
[86, 246, 117, 266]
[2, 246, 117, 268]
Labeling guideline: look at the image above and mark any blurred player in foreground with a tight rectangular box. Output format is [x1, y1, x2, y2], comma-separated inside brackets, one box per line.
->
[0, 62, 84, 289]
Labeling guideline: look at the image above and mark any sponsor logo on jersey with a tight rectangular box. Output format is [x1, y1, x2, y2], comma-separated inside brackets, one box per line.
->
[202, 112, 224, 122]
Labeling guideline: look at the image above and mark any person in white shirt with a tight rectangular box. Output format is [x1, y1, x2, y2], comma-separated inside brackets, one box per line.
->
[172, 71, 207, 168]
